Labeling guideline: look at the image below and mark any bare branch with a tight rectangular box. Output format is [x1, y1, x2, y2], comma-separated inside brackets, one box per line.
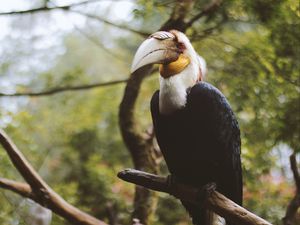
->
[186, 0, 223, 27]
[0, 178, 36, 200]
[71, 10, 151, 37]
[0, 129, 107, 225]
[0, 0, 101, 16]
[0, 79, 128, 97]
[118, 169, 273, 225]
[0, 130, 49, 192]
[0, 0, 150, 37]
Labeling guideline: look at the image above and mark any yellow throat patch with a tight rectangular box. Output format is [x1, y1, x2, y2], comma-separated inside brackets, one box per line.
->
[159, 54, 190, 78]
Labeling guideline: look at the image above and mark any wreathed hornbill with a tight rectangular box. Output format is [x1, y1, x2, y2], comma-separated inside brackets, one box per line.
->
[131, 30, 242, 225]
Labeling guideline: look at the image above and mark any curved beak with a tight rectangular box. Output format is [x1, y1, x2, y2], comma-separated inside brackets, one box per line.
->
[131, 35, 180, 73]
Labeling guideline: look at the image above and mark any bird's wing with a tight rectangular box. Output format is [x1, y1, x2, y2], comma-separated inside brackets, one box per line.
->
[188, 82, 243, 205]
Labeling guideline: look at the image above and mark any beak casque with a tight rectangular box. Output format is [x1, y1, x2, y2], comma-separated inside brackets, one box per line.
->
[131, 32, 180, 73]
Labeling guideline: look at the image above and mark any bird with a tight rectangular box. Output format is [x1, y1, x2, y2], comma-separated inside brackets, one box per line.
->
[130, 30, 242, 225]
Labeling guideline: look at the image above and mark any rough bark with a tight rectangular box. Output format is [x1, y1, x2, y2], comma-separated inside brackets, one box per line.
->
[119, 66, 159, 224]
[118, 169, 273, 225]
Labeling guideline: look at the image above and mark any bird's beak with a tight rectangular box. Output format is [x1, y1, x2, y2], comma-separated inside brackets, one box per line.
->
[131, 32, 180, 73]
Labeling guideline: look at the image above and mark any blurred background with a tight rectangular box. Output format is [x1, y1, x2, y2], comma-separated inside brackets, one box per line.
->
[0, 0, 299, 224]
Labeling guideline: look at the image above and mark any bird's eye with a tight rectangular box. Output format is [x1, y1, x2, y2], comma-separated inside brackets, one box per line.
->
[177, 42, 186, 51]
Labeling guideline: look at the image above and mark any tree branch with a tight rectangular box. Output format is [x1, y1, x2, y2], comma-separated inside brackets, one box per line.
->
[160, 0, 194, 31]
[119, 66, 158, 224]
[283, 153, 300, 225]
[0, 0, 150, 38]
[71, 10, 151, 37]
[0, 130, 50, 193]
[0, 177, 36, 200]
[118, 169, 273, 225]
[190, 18, 227, 41]
[186, 0, 223, 27]
[0, 79, 128, 97]
[0, 129, 107, 225]
[290, 153, 300, 190]
[0, 0, 101, 16]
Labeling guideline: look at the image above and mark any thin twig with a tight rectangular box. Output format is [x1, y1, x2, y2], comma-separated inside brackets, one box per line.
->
[71, 10, 151, 37]
[0, 79, 128, 97]
[0, 0, 149, 38]
[0, 0, 101, 16]
[186, 0, 223, 27]
[190, 17, 227, 41]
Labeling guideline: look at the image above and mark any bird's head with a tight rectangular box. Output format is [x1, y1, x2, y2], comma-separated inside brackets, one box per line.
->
[131, 30, 206, 81]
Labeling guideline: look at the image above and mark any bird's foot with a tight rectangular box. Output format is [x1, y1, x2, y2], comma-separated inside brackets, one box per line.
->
[196, 182, 216, 207]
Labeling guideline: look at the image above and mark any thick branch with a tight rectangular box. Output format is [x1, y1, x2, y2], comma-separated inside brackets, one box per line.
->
[283, 153, 300, 225]
[0, 129, 107, 225]
[0, 79, 128, 97]
[290, 153, 300, 190]
[283, 193, 300, 225]
[119, 66, 155, 168]
[118, 169, 273, 225]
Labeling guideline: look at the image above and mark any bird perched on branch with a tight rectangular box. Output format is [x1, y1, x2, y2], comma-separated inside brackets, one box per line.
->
[131, 30, 242, 225]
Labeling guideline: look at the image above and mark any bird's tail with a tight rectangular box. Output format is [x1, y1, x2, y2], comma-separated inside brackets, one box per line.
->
[182, 201, 226, 225]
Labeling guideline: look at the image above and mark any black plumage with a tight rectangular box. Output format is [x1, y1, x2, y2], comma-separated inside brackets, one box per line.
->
[150, 82, 242, 225]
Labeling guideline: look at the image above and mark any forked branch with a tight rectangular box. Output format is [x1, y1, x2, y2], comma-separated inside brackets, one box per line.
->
[118, 169, 273, 225]
[0, 129, 107, 225]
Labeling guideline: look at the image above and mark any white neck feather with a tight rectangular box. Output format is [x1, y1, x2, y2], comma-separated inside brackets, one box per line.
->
[158, 31, 207, 115]
[159, 61, 199, 115]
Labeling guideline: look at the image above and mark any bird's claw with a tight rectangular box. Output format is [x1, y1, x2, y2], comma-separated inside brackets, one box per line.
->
[196, 182, 217, 207]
